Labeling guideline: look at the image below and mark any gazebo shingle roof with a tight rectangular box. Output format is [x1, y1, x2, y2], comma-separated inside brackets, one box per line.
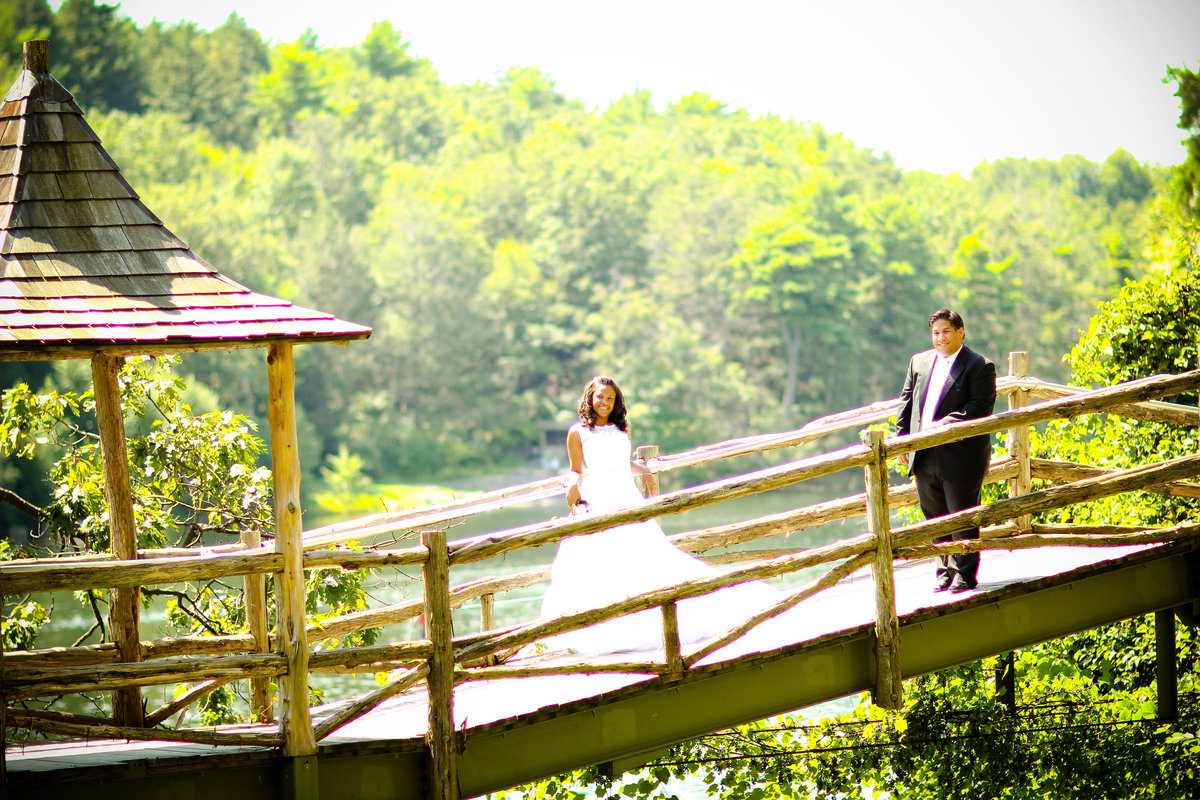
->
[0, 41, 370, 360]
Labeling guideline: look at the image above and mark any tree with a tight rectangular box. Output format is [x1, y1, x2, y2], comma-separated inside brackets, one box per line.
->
[51, 0, 143, 112]
[252, 31, 324, 137]
[136, 14, 268, 148]
[730, 179, 856, 426]
[0, 0, 53, 78]
[1167, 62, 1200, 220]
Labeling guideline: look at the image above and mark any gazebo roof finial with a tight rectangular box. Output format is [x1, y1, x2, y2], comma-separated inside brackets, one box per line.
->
[23, 40, 49, 74]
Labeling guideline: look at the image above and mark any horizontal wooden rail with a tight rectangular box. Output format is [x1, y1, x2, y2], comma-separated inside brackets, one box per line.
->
[9, 448, 1197, 673]
[8, 709, 280, 747]
[1033, 458, 1200, 499]
[892, 452, 1200, 548]
[1027, 380, 1199, 426]
[0, 543, 428, 596]
[896, 521, 1200, 559]
[17, 451, 1197, 699]
[6, 652, 288, 700]
[5, 366, 1198, 748]
[886, 370, 1200, 462]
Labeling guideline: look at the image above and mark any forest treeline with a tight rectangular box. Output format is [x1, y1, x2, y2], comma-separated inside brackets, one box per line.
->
[0, 1, 1185, 493]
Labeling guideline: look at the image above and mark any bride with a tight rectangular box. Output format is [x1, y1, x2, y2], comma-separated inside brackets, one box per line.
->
[539, 376, 781, 655]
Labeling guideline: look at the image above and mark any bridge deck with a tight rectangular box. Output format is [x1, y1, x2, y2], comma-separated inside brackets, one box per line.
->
[10, 543, 1195, 799]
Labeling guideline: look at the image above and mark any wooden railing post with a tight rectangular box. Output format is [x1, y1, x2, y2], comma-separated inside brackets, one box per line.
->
[661, 601, 684, 677]
[862, 429, 902, 709]
[423, 529, 460, 800]
[1007, 352, 1032, 533]
[479, 592, 496, 665]
[267, 343, 316, 758]
[242, 525, 273, 722]
[90, 353, 143, 727]
[635, 445, 660, 496]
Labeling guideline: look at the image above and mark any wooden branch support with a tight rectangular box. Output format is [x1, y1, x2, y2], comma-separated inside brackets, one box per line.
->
[892, 452, 1200, 549]
[862, 429, 901, 709]
[267, 342, 315, 757]
[894, 521, 1200, 559]
[90, 352, 143, 727]
[146, 677, 237, 727]
[661, 601, 683, 677]
[684, 554, 871, 667]
[1031, 458, 1200, 499]
[423, 529, 460, 800]
[313, 664, 430, 741]
[456, 661, 666, 680]
[7, 708, 280, 747]
[4, 653, 286, 700]
[1007, 352, 1032, 532]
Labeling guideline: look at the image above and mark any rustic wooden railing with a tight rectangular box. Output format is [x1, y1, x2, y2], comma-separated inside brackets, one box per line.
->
[3, 354, 1200, 794]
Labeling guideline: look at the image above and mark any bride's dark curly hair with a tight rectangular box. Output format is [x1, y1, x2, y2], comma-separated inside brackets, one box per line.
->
[577, 375, 629, 432]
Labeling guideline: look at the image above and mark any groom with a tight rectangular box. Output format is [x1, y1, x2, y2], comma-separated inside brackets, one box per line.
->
[895, 309, 996, 593]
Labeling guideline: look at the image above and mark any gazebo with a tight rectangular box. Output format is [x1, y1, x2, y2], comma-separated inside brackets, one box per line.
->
[0, 39, 370, 751]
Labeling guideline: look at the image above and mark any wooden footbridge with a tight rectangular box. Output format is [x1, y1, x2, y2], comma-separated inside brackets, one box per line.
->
[3, 355, 1200, 799]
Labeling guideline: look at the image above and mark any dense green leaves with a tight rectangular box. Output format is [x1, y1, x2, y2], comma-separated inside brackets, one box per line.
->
[2, 10, 1175, 488]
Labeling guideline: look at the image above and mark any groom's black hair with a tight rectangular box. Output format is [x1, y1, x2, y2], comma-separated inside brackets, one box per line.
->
[929, 308, 965, 330]
[578, 375, 629, 432]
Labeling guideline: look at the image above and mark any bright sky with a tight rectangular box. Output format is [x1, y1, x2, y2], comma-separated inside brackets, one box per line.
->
[109, 0, 1199, 174]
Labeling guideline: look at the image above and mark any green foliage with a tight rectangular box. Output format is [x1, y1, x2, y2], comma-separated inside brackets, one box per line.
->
[1, 356, 275, 553]
[0, 540, 49, 650]
[0, 0, 52, 78]
[52, 0, 143, 112]
[1167, 61, 1200, 220]
[1028, 268, 1200, 528]
[0, 0, 1181, 489]
[2, 8, 1173, 485]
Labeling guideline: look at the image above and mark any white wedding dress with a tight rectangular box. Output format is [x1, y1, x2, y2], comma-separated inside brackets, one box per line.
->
[539, 422, 782, 655]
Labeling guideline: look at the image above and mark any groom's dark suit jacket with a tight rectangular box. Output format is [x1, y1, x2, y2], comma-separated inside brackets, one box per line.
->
[895, 345, 996, 479]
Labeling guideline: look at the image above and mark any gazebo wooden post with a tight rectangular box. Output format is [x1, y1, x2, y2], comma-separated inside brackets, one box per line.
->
[267, 343, 317, 762]
[423, 529, 460, 800]
[862, 429, 902, 709]
[242, 523, 273, 722]
[1007, 352, 1032, 532]
[90, 353, 144, 727]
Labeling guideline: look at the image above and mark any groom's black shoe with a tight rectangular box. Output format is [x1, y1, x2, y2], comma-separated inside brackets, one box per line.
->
[934, 576, 953, 592]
